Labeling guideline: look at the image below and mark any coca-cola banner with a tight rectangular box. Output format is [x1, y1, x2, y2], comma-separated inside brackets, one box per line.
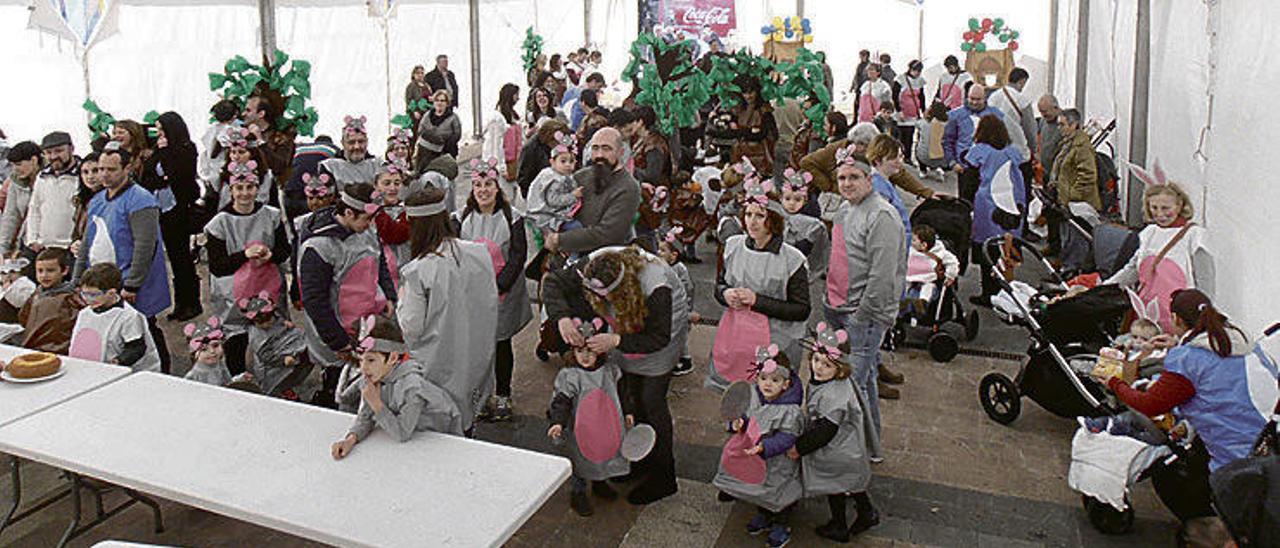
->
[645, 0, 737, 37]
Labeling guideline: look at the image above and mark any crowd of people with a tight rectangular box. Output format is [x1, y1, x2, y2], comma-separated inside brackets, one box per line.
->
[0, 34, 1269, 547]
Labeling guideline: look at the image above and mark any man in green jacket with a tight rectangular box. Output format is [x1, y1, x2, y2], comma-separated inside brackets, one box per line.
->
[1049, 108, 1100, 212]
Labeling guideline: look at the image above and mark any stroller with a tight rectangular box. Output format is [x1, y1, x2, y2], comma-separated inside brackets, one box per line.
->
[887, 198, 981, 362]
[1032, 185, 1140, 280]
[975, 236, 1132, 425]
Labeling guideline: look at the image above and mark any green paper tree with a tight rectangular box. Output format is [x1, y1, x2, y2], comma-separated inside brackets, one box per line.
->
[621, 34, 711, 135]
[208, 49, 318, 136]
[82, 99, 116, 140]
[707, 50, 780, 109]
[776, 48, 833, 139]
[521, 27, 544, 73]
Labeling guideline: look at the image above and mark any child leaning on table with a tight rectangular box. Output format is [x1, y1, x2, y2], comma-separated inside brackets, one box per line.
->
[547, 318, 634, 517]
[67, 263, 161, 372]
[331, 316, 464, 460]
[183, 316, 232, 386]
[17, 248, 82, 354]
[241, 293, 312, 400]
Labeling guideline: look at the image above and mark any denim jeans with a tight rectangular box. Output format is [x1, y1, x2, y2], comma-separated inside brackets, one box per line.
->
[824, 309, 887, 435]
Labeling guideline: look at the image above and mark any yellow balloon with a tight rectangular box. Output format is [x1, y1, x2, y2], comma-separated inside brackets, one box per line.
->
[772, 16, 783, 27]
[804, 35, 814, 42]
[773, 30, 785, 41]
[791, 15, 802, 29]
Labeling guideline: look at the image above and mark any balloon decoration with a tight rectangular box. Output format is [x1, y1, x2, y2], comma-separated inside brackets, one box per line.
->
[760, 15, 813, 43]
[521, 27, 544, 74]
[960, 16, 1020, 53]
[208, 49, 318, 136]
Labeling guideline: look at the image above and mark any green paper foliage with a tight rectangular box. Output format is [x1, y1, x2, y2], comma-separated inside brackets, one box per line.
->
[82, 99, 116, 140]
[707, 50, 779, 109]
[521, 27, 545, 73]
[622, 34, 711, 135]
[208, 49, 318, 136]
[776, 48, 832, 139]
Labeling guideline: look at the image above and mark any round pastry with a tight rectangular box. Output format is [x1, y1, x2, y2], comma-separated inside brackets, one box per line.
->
[7, 352, 61, 379]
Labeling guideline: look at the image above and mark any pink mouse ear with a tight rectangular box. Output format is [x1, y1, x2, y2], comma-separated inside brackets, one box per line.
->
[258, 290, 270, 299]
[592, 318, 604, 329]
[183, 323, 197, 337]
[207, 316, 220, 328]
[302, 173, 312, 183]
[571, 318, 582, 327]
[237, 298, 250, 309]
[767, 343, 779, 356]
[816, 321, 828, 332]
[836, 330, 849, 344]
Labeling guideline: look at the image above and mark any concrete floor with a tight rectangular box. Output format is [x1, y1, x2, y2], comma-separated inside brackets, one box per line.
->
[0, 161, 1179, 547]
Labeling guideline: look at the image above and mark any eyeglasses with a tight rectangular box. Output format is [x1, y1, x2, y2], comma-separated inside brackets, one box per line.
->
[78, 289, 105, 301]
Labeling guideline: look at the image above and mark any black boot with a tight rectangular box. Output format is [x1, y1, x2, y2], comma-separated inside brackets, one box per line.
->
[848, 492, 879, 536]
[591, 480, 618, 500]
[816, 494, 850, 542]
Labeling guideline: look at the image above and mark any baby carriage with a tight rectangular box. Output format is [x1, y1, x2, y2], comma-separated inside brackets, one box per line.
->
[888, 198, 980, 362]
[975, 236, 1132, 425]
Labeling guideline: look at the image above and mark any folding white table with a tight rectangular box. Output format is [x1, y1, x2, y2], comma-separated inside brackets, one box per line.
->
[0, 372, 570, 547]
[0, 345, 138, 541]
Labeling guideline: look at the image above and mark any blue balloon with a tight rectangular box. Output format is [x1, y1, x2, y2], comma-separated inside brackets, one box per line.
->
[801, 19, 811, 32]
[785, 29, 793, 38]
[761, 25, 774, 34]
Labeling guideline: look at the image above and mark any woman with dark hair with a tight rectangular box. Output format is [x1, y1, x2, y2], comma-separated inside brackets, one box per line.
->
[728, 76, 778, 174]
[516, 119, 571, 198]
[548, 53, 568, 104]
[482, 83, 524, 189]
[452, 159, 530, 422]
[1099, 289, 1275, 521]
[964, 115, 1025, 305]
[632, 106, 673, 187]
[707, 180, 809, 390]
[525, 86, 566, 138]
[70, 151, 103, 254]
[405, 65, 432, 115]
[140, 112, 204, 321]
[111, 119, 151, 180]
[414, 89, 462, 173]
[398, 187, 500, 435]
[542, 245, 689, 505]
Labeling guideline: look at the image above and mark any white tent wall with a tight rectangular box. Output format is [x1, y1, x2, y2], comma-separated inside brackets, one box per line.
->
[1051, 0, 1079, 107]
[589, 0, 638, 85]
[1079, 0, 1135, 212]
[0, 2, 91, 151]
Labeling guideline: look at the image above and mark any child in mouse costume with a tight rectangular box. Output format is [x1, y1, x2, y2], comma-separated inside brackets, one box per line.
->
[183, 316, 232, 386]
[240, 292, 312, 399]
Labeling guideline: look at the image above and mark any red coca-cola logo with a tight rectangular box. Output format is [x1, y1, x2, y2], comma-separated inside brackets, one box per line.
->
[680, 6, 731, 26]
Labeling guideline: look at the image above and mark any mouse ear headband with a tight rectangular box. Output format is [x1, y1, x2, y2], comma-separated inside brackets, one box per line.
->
[227, 160, 260, 185]
[740, 178, 787, 216]
[802, 321, 850, 361]
[732, 157, 759, 186]
[780, 167, 812, 194]
[343, 115, 368, 137]
[354, 315, 407, 354]
[661, 225, 684, 244]
[550, 131, 577, 158]
[388, 127, 412, 147]
[571, 317, 607, 340]
[301, 172, 334, 197]
[381, 158, 411, 178]
[469, 157, 502, 182]
[749, 344, 788, 380]
[237, 291, 276, 320]
[217, 125, 255, 149]
[582, 263, 625, 296]
[340, 187, 381, 215]
[184, 316, 225, 352]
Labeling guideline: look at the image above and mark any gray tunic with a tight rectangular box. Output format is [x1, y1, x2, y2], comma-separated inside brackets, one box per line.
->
[347, 359, 465, 440]
[299, 228, 388, 369]
[588, 246, 689, 377]
[454, 209, 532, 341]
[319, 157, 382, 192]
[707, 235, 808, 390]
[783, 212, 829, 283]
[247, 322, 309, 395]
[824, 194, 907, 327]
[184, 360, 231, 386]
[204, 205, 287, 336]
[397, 239, 499, 431]
[712, 389, 805, 512]
[552, 362, 630, 481]
[802, 378, 881, 496]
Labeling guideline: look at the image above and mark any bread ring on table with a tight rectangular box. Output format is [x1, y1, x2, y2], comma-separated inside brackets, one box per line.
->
[6, 352, 61, 379]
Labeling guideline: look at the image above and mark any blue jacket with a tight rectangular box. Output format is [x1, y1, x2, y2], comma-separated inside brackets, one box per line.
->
[82, 184, 171, 317]
[965, 143, 1026, 243]
[1165, 330, 1277, 471]
[942, 105, 1004, 166]
[871, 171, 910, 243]
[756, 369, 805, 458]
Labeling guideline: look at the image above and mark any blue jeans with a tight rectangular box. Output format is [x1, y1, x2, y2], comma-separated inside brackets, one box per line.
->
[824, 309, 887, 435]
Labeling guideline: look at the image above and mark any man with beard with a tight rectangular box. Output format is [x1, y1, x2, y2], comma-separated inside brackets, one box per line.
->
[545, 127, 640, 255]
[318, 116, 382, 192]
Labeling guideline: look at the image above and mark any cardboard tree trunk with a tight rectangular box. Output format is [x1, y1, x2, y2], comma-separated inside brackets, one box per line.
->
[966, 48, 1014, 88]
[763, 39, 802, 65]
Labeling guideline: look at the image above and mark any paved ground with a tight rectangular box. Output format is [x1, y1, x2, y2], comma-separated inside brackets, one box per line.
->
[0, 163, 1181, 547]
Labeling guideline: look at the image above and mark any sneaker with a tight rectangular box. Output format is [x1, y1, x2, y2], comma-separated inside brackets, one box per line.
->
[492, 396, 513, 422]
[877, 363, 904, 385]
[570, 490, 594, 517]
[746, 514, 771, 535]
[848, 508, 880, 536]
[672, 357, 695, 376]
[766, 524, 791, 547]
[815, 520, 850, 543]
[592, 480, 618, 500]
[475, 396, 497, 422]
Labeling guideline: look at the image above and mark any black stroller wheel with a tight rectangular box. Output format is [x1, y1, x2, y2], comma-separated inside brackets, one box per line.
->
[927, 332, 959, 362]
[979, 373, 1021, 424]
[964, 309, 980, 341]
[1082, 494, 1134, 535]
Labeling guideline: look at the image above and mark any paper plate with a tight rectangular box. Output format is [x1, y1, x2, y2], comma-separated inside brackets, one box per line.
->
[1, 368, 66, 384]
[620, 424, 656, 462]
[719, 381, 753, 420]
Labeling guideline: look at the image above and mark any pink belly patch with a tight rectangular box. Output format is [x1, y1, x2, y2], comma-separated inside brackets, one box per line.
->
[721, 418, 766, 484]
[713, 308, 771, 382]
[69, 328, 104, 361]
[576, 388, 623, 464]
[826, 223, 849, 307]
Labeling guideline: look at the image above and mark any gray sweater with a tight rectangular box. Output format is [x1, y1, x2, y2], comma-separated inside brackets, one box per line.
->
[824, 193, 907, 327]
[557, 165, 640, 254]
[0, 176, 32, 256]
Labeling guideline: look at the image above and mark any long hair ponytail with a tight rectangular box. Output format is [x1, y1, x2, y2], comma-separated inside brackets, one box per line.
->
[1170, 289, 1235, 357]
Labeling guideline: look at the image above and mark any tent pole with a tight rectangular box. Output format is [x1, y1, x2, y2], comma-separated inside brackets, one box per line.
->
[1047, 0, 1058, 95]
[469, 0, 482, 139]
[1126, 0, 1151, 224]
[384, 17, 393, 135]
[1074, 0, 1088, 111]
[917, 7, 923, 62]
[796, 0, 804, 18]
[259, 0, 277, 64]
[584, 0, 592, 47]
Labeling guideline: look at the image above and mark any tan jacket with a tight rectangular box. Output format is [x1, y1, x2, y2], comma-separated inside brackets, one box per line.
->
[799, 139, 935, 198]
[1050, 131, 1100, 211]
